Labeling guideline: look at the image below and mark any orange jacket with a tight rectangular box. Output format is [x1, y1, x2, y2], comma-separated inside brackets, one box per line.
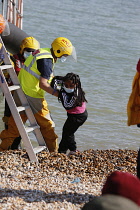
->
[127, 72, 140, 126]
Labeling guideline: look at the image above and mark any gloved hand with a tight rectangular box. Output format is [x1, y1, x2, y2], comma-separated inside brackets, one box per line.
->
[50, 76, 63, 89]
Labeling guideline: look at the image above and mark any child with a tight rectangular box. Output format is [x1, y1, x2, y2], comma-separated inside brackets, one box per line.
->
[51, 72, 88, 155]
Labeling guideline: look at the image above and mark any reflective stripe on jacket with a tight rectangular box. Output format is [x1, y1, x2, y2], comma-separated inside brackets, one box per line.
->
[18, 48, 54, 98]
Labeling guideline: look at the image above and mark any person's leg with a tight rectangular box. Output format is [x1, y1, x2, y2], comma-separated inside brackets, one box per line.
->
[59, 110, 88, 153]
[0, 114, 27, 151]
[3, 99, 22, 149]
[67, 111, 88, 151]
[9, 137, 21, 150]
[26, 96, 58, 152]
[3, 99, 12, 129]
[58, 117, 72, 153]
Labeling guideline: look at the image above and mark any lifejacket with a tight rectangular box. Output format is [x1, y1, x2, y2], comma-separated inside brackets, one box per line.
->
[127, 72, 140, 126]
[18, 48, 54, 98]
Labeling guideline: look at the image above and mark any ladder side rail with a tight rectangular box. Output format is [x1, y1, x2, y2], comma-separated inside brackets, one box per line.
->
[6, 0, 9, 21]
[0, 37, 30, 106]
[17, 0, 23, 29]
[7, 68, 46, 146]
[15, 91, 46, 146]
[0, 68, 38, 162]
[7, 67, 22, 85]
[13, 0, 16, 26]
[20, 0, 23, 29]
[7, 67, 30, 104]
[0, 69, 31, 140]
[0, 37, 48, 161]
[2, 0, 5, 17]
[8, 0, 13, 23]
[20, 106, 46, 146]
[2, 52, 11, 65]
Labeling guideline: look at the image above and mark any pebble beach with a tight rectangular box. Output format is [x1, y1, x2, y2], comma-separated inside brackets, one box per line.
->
[0, 149, 138, 210]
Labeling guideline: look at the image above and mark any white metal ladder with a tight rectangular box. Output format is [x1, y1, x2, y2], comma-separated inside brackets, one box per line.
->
[0, 36, 47, 163]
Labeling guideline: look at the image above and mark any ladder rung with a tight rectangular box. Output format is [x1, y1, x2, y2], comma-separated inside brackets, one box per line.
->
[17, 105, 30, 112]
[0, 65, 13, 70]
[9, 85, 21, 91]
[25, 125, 39, 133]
[33, 146, 46, 154]
[0, 37, 47, 163]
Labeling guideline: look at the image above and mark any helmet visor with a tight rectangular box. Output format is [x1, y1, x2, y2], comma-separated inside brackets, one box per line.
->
[66, 46, 77, 62]
[71, 46, 77, 62]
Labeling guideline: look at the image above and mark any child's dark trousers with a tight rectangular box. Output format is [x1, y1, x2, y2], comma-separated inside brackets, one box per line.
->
[58, 110, 88, 153]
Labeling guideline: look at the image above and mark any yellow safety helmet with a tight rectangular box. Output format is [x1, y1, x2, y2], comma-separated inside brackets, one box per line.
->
[0, 14, 5, 34]
[51, 37, 77, 61]
[20, 36, 40, 54]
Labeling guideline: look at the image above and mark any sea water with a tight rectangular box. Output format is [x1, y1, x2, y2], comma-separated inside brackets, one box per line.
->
[0, 0, 140, 151]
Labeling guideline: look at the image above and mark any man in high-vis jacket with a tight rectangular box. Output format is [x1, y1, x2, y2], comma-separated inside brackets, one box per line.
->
[0, 36, 77, 152]
[2, 36, 40, 150]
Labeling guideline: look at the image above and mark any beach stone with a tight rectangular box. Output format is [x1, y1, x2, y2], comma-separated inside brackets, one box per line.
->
[0, 149, 138, 209]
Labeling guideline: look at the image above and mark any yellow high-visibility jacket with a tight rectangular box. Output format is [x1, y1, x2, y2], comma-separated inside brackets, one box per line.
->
[18, 48, 54, 98]
[127, 72, 140, 126]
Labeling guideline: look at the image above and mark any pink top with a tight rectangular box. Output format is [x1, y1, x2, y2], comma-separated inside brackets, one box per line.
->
[67, 102, 86, 114]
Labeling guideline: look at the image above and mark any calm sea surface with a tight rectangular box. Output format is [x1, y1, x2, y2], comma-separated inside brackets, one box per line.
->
[0, 0, 140, 151]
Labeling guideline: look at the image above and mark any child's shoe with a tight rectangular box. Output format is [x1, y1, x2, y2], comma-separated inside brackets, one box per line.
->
[67, 150, 80, 157]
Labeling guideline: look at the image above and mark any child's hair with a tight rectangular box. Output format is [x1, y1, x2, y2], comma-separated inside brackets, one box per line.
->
[63, 72, 81, 88]
[59, 72, 87, 106]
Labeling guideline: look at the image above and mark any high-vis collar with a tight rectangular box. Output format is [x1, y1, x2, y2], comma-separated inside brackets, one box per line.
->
[22, 52, 52, 79]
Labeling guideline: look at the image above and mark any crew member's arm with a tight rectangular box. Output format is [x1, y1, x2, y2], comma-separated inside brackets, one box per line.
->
[39, 77, 59, 97]
[37, 58, 59, 97]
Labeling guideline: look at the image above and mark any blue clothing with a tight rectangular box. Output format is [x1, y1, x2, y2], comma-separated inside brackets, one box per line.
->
[37, 58, 53, 79]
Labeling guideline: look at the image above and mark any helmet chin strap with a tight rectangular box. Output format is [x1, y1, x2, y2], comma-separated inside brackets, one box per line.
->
[51, 48, 57, 63]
